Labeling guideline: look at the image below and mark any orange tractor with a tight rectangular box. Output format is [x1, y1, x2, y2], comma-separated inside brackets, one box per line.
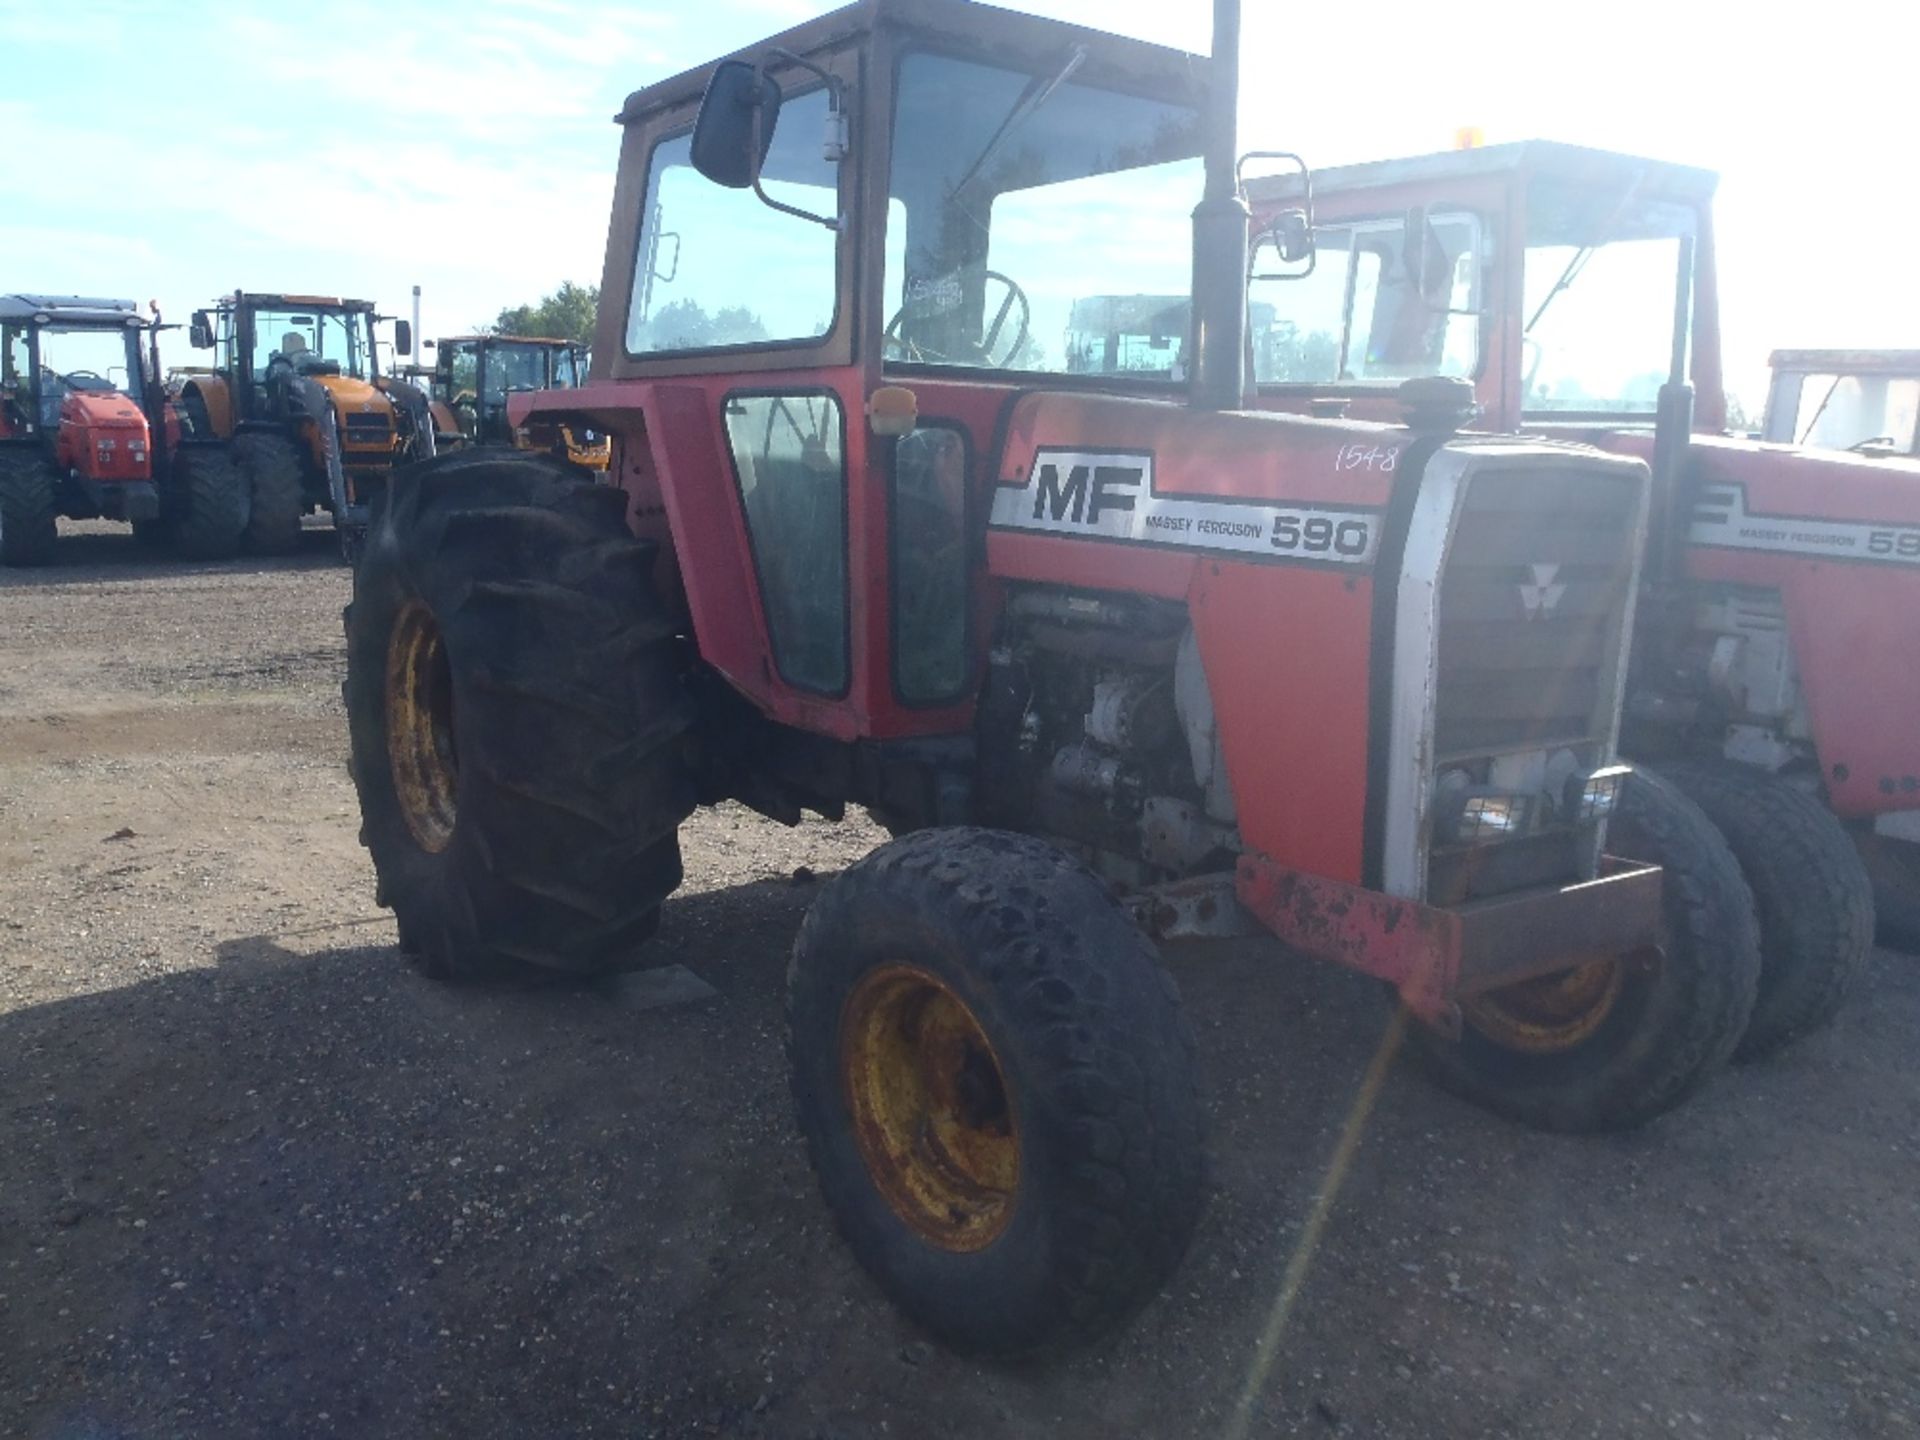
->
[418, 334, 609, 469]
[173, 292, 434, 558]
[1, 294, 247, 563]
[346, 0, 1768, 1355]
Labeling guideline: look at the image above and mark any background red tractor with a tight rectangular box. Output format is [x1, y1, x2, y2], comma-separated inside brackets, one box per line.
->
[0, 293, 247, 564]
[346, 0, 1766, 1356]
[1762, 347, 1920, 459]
[1244, 141, 1892, 1017]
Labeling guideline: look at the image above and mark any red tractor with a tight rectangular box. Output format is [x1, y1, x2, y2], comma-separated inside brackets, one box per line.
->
[346, 1, 1766, 1355]
[0, 294, 247, 564]
[1761, 348, 1920, 459]
[1244, 141, 1894, 1005]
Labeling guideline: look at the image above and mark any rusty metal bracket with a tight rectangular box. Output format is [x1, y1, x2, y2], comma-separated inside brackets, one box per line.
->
[1234, 854, 1663, 1033]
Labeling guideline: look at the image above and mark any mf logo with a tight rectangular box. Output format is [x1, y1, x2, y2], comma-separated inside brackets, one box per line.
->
[1518, 562, 1566, 620]
[1032, 458, 1144, 525]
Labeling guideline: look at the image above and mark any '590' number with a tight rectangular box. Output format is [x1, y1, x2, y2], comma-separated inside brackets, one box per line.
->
[1271, 513, 1373, 556]
[1869, 528, 1920, 559]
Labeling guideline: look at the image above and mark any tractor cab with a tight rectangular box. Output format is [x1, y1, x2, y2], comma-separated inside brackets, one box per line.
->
[1242, 142, 1723, 436]
[0, 295, 151, 448]
[428, 334, 588, 442]
[1762, 349, 1920, 458]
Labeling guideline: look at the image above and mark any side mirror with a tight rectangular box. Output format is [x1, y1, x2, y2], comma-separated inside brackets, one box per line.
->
[1250, 210, 1316, 281]
[692, 60, 782, 190]
[394, 319, 413, 356]
[189, 311, 214, 349]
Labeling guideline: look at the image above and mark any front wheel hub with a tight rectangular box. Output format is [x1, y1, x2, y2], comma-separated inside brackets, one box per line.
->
[840, 965, 1020, 1253]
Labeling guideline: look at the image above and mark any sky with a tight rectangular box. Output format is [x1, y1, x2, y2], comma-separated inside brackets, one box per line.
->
[3, 0, 1915, 412]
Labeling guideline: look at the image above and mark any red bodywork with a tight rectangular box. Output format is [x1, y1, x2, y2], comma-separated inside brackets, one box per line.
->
[1246, 142, 1920, 823]
[52, 390, 154, 483]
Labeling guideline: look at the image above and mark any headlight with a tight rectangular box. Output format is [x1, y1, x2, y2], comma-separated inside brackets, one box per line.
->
[1438, 789, 1535, 844]
[1565, 765, 1631, 824]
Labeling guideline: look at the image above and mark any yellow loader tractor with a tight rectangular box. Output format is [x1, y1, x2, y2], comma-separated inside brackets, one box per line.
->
[422, 334, 609, 470]
[172, 292, 435, 558]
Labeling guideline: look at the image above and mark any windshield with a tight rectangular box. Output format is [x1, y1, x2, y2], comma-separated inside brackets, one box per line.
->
[627, 86, 841, 355]
[885, 50, 1202, 376]
[2, 323, 141, 428]
[249, 307, 373, 380]
[1522, 179, 1695, 414]
[1249, 211, 1482, 384]
[484, 343, 549, 402]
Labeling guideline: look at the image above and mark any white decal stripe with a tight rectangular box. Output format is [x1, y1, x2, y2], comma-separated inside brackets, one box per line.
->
[991, 448, 1381, 566]
[1690, 484, 1920, 567]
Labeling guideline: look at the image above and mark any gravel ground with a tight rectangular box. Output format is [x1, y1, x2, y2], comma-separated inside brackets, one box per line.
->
[2, 524, 1917, 1440]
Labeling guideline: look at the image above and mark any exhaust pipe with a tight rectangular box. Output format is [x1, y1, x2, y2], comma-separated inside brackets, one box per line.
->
[1189, 0, 1249, 413]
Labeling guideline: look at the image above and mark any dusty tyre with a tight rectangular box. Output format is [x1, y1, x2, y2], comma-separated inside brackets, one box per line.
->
[0, 452, 59, 566]
[233, 431, 305, 554]
[1662, 761, 1874, 1060]
[787, 827, 1206, 1357]
[168, 446, 248, 560]
[343, 450, 695, 980]
[1414, 767, 1760, 1132]
[1855, 831, 1920, 953]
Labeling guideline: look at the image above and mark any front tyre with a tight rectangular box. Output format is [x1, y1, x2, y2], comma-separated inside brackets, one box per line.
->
[232, 431, 306, 554]
[1415, 767, 1760, 1132]
[343, 451, 696, 979]
[0, 452, 59, 566]
[168, 446, 248, 560]
[787, 828, 1206, 1358]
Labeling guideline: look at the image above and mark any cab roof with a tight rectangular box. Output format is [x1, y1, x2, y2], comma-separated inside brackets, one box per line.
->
[433, 334, 581, 348]
[220, 292, 377, 313]
[1246, 140, 1719, 208]
[0, 294, 145, 327]
[1770, 348, 1920, 375]
[615, 0, 1210, 124]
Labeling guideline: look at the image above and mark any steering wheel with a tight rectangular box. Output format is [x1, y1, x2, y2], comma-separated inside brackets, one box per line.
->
[60, 369, 109, 391]
[884, 270, 1032, 368]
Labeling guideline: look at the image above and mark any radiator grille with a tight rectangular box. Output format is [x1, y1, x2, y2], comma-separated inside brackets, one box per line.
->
[1434, 467, 1641, 757]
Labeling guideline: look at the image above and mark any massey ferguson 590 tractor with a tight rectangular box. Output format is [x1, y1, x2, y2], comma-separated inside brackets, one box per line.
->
[173, 292, 433, 557]
[345, 0, 1766, 1355]
[1245, 141, 1900, 1014]
[0, 294, 248, 564]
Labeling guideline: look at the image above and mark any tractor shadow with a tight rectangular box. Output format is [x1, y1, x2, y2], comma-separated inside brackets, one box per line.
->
[0, 520, 343, 588]
[3, 881, 1915, 1439]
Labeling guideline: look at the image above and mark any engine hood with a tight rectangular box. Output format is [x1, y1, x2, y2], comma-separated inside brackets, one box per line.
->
[61, 390, 147, 431]
[313, 374, 395, 418]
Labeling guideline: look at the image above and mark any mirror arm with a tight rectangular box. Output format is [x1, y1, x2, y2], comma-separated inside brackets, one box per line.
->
[747, 51, 848, 232]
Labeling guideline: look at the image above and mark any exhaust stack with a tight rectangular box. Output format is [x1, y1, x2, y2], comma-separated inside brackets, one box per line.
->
[1189, 0, 1249, 413]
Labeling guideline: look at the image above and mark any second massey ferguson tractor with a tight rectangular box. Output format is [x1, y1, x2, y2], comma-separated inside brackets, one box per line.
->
[1244, 140, 1899, 1024]
[0, 294, 247, 563]
[173, 292, 434, 557]
[345, 0, 1767, 1356]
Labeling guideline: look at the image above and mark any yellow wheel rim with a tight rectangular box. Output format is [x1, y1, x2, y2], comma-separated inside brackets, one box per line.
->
[1462, 958, 1628, 1055]
[840, 965, 1020, 1253]
[385, 599, 458, 853]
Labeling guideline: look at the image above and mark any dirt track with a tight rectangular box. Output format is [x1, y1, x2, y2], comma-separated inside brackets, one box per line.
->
[2, 525, 1917, 1440]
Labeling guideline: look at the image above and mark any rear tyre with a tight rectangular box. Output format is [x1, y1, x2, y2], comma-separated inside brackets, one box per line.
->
[0, 452, 59, 566]
[787, 828, 1206, 1357]
[343, 450, 695, 980]
[1663, 761, 1873, 1060]
[168, 446, 248, 560]
[1414, 766, 1760, 1132]
[233, 431, 306, 554]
